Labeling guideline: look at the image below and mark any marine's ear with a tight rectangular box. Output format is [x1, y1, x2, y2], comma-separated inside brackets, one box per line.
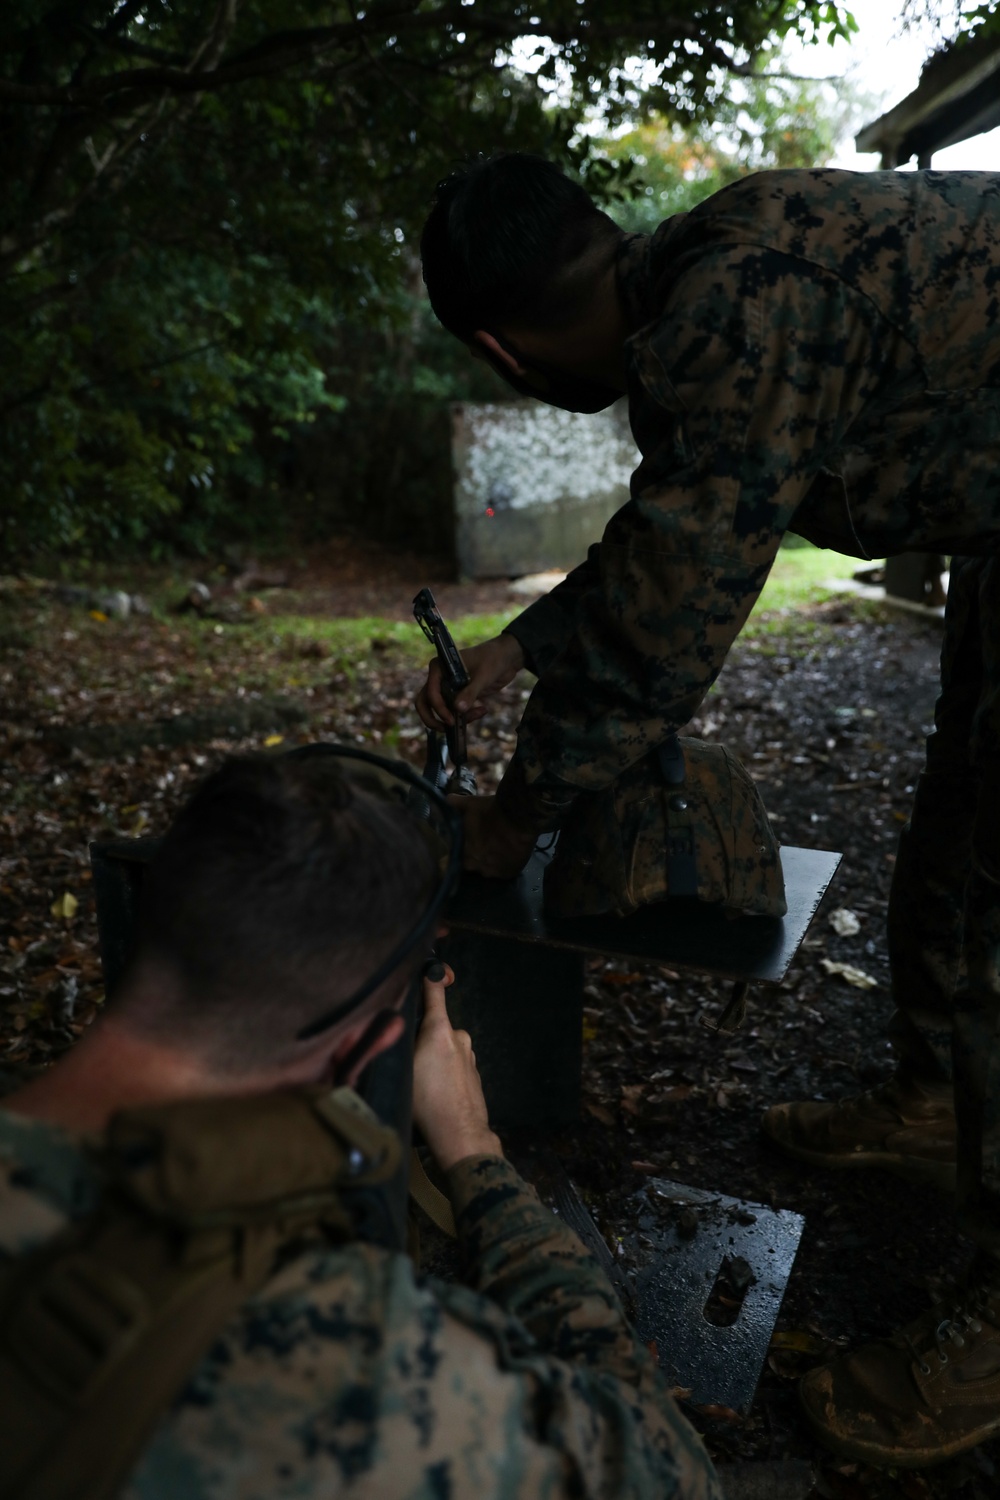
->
[472, 330, 529, 376]
[331, 1010, 406, 1090]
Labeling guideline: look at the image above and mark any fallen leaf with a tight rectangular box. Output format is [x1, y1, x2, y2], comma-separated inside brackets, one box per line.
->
[820, 958, 878, 989]
[828, 906, 861, 937]
[692, 1403, 743, 1425]
[654, 1084, 692, 1104]
[583, 1100, 615, 1127]
[620, 1083, 645, 1116]
[50, 892, 78, 921]
[770, 1329, 829, 1354]
[89, 609, 108, 622]
[767, 1351, 801, 1380]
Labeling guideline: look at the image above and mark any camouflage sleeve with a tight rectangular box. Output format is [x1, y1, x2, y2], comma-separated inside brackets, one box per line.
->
[448, 1154, 647, 1386]
[447, 1155, 723, 1499]
[503, 544, 602, 678]
[496, 248, 897, 832]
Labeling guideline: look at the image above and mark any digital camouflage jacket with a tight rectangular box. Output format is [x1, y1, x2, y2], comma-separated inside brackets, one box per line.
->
[498, 168, 1000, 832]
[0, 1105, 719, 1500]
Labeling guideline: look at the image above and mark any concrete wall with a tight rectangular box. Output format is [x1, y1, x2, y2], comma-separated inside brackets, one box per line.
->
[451, 398, 638, 579]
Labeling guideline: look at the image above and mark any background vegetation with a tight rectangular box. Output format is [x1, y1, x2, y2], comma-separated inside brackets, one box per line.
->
[2, 2, 870, 564]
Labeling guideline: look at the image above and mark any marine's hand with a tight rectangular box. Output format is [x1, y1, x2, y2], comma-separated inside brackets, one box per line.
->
[452, 793, 536, 879]
[416, 632, 525, 731]
[413, 965, 501, 1170]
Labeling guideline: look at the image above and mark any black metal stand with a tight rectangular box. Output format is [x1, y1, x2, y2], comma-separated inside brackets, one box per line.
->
[442, 842, 841, 1131]
[441, 931, 583, 1128]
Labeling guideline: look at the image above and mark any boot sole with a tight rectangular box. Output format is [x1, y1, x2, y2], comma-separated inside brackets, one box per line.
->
[760, 1123, 957, 1194]
[800, 1387, 1000, 1468]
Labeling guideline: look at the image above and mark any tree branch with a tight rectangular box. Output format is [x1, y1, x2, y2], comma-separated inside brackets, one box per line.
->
[0, 4, 753, 109]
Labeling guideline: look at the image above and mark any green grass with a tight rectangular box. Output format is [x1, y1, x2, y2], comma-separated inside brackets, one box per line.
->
[265, 609, 521, 666]
[178, 546, 870, 666]
[750, 542, 866, 620]
[4, 543, 874, 688]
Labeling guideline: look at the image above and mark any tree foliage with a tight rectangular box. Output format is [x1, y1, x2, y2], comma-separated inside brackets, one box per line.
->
[900, 1, 1000, 40]
[602, 70, 869, 233]
[0, 1, 858, 562]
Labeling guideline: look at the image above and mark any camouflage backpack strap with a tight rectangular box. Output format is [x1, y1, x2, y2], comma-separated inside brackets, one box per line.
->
[0, 1087, 399, 1500]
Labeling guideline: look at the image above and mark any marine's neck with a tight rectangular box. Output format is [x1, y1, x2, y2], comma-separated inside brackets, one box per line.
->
[3, 1018, 234, 1133]
[506, 260, 632, 393]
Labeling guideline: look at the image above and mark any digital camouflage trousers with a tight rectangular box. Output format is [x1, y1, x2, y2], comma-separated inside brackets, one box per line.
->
[888, 554, 1000, 1254]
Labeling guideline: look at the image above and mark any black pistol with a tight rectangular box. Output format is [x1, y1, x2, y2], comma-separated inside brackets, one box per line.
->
[413, 587, 477, 797]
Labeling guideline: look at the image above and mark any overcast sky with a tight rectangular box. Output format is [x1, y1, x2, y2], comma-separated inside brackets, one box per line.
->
[784, 0, 1000, 169]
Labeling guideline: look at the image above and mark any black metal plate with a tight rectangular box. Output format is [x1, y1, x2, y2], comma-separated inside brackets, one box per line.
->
[627, 1179, 805, 1413]
[448, 844, 841, 985]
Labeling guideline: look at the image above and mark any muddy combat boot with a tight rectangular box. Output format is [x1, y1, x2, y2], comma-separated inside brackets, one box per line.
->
[760, 1074, 956, 1191]
[800, 1261, 1000, 1467]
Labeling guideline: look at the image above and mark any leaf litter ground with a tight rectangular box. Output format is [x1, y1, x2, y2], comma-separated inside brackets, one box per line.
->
[1, 546, 992, 1498]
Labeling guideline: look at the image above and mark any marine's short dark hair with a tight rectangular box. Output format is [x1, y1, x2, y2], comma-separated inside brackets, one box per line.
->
[421, 152, 618, 341]
[120, 754, 437, 1071]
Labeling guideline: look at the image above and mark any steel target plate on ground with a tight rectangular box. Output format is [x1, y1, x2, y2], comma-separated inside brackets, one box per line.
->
[626, 1179, 805, 1413]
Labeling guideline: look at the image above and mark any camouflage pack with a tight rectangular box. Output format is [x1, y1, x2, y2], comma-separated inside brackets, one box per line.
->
[0, 1087, 400, 1500]
[544, 737, 786, 919]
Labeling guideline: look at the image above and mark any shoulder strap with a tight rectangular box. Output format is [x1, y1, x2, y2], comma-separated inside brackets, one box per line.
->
[409, 1148, 456, 1238]
[0, 1088, 399, 1500]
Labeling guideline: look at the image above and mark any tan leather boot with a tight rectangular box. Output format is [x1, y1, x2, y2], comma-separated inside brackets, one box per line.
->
[760, 1074, 956, 1191]
[800, 1267, 1000, 1467]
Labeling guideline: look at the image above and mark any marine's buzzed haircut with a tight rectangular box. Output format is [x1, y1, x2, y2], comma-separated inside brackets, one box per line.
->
[116, 754, 438, 1072]
[421, 152, 621, 341]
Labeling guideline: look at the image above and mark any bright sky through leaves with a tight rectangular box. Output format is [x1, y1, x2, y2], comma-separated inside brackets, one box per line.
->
[783, 0, 1000, 168]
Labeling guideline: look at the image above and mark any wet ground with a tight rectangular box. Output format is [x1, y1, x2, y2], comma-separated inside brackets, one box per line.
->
[1, 553, 993, 1497]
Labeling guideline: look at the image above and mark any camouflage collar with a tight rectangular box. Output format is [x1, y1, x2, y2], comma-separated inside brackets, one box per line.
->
[615, 230, 653, 334]
[616, 214, 691, 339]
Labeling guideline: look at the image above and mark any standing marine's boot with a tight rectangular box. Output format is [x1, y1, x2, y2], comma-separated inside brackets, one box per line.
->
[760, 1073, 957, 1191]
[800, 1260, 1000, 1467]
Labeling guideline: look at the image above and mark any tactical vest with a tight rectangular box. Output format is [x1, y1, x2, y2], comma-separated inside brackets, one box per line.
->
[0, 1087, 401, 1500]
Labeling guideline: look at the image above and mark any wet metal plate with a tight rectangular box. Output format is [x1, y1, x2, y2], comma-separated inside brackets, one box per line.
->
[627, 1179, 805, 1413]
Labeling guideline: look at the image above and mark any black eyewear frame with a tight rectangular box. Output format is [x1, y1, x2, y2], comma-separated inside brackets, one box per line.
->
[286, 742, 463, 1041]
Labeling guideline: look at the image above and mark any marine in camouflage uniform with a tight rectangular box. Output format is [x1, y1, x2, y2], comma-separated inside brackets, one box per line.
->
[0, 1104, 720, 1499]
[484, 167, 1000, 1235]
[432, 166, 1000, 1461]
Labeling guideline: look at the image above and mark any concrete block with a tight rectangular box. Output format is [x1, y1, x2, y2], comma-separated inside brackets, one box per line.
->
[451, 398, 637, 578]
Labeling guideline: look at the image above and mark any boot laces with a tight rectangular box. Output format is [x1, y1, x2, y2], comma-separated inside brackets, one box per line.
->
[903, 1287, 990, 1376]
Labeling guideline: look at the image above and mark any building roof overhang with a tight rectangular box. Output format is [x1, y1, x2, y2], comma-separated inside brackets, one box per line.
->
[855, 29, 1000, 167]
